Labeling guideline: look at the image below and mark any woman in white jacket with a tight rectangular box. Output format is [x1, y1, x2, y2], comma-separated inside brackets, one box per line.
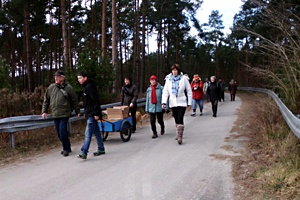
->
[162, 64, 192, 145]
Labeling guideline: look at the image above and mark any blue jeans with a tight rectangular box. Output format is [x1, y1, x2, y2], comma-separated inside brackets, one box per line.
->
[81, 117, 105, 155]
[54, 117, 71, 152]
[192, 99, 204, 112]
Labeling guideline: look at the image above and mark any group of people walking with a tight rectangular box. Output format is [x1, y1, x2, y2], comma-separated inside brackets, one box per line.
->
[146, 65, 238, 143]
[41, 64, 238, 159]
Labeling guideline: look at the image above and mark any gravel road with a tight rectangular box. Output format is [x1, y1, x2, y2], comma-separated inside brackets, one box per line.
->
[0, 94, 242, 200]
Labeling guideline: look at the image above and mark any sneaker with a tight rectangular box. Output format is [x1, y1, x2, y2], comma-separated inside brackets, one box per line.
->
[93, 150, 105, 156]
[200, 112, 203, 116]
[191, 113, 196, 116]
[77, 154, 87, 159]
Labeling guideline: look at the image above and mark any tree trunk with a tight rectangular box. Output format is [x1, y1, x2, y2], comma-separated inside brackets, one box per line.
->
[157, 19, 162, 77]
[90, 0, 96, 53]
[67, 0, 73, 69]
[119, 37, 123, 90]
[141, 0, 146, 93]
[36, 30, 41, 86]
[49, 7, 54, 82]
[133, 0, 140, 85]
[9, 22, 16, 89]
[24, 5, 33, 94]
[112, 0, 117, 92]
[60, 0, 70, 68]
[175, 10, 179, 63]
[215, 42, 220, 77]
[101, 0, 107, 59]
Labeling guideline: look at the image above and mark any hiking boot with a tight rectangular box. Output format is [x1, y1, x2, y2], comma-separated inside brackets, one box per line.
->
[77, 154, 87, 159]
[93, 150, 105, 156]
[62, 150, 71, 157]
[152, 133, 158, 139]
[61, 150, 71, 155]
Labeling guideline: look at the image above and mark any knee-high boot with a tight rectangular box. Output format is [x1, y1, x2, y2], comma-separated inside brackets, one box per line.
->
[177, 124, 184, 145]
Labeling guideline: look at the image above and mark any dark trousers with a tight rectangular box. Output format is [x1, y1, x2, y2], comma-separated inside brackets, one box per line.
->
[230, 93, 236, 101]
[205, 93, 210, 102]
[150, 112, 164, 134]
[54, 117, 71, 152]
[130, 106, 137, 131]
[171, 107, 186, 124]
[220, 91, 225, 101]
[211, 100, 219, 116]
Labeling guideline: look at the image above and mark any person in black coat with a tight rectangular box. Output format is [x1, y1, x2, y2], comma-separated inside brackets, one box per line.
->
[121, 77, 138, 133]
[76, 71, 105, 159]
[207, 75, 221, 117]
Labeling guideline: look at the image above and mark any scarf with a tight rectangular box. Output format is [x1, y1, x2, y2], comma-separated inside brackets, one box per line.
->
[151, 84, 157, 104]
[171, 75, 181, 95]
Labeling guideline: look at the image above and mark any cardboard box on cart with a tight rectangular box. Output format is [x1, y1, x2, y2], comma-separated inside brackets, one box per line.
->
[107, 106, 129, 120]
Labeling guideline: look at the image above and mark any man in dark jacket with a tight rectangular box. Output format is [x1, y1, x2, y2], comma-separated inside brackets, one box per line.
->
[121, 77, 138, 133]
[42, 70, 80, 157]
[76, 71, 105, 159]
[207, 75, 221, 117]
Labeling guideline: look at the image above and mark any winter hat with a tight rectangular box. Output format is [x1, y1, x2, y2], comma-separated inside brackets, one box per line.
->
[193, 74, 199, 80]
[149, 75, 157, 81]
[54, 70, 65, 76]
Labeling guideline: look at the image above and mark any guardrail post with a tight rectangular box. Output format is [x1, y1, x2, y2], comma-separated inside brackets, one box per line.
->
[10, 132, 15, 149]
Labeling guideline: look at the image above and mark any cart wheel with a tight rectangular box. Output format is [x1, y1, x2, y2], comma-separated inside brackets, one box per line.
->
[120, 120, 132, 142]
[101, 132, 109, 141]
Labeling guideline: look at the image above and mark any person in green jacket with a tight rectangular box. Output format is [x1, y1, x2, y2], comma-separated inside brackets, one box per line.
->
[145, 75, 165, 139]
[41, 70, 80, 157]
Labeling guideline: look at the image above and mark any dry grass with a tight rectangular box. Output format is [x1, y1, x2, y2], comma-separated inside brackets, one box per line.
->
[231, 91, 300, 200]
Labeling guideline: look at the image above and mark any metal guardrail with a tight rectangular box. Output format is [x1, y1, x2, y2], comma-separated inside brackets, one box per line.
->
[239, 87, 300, 139]
[0, 98, 146, 148]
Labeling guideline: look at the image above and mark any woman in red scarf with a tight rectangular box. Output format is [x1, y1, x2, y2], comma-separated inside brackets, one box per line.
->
[145, 75, 165, 139]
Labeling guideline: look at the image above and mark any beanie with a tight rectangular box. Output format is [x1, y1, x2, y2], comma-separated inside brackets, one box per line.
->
[150, 75, 157, 81]
[193, 74, 199, 79]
